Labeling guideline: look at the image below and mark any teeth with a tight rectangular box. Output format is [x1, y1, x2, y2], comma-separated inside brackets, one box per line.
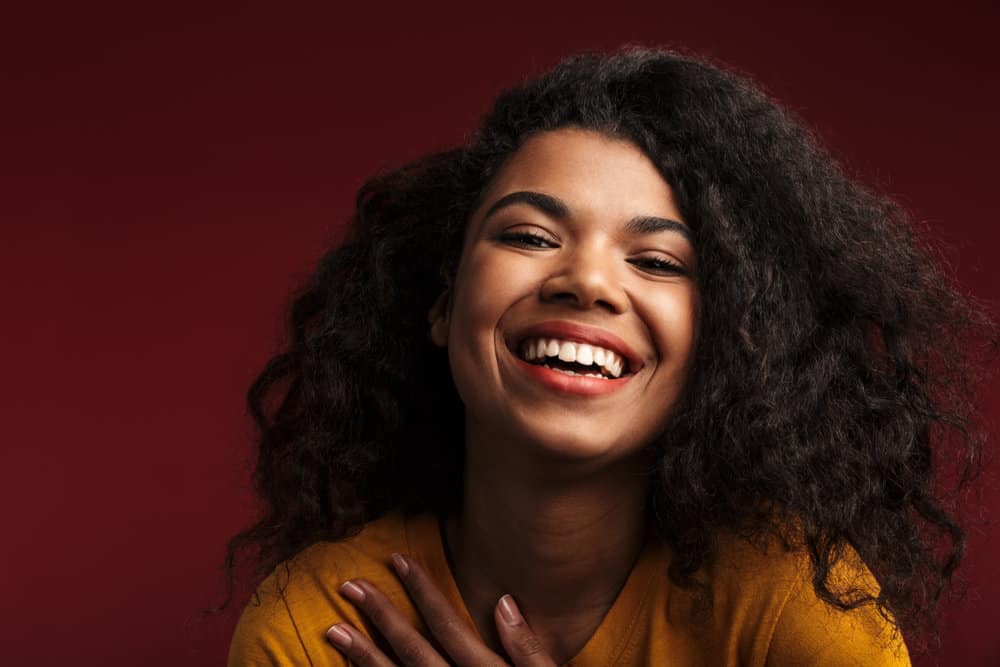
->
[518, 337, 627, 378]
[548, 367, 607, 378]
[557, 342, 577, 363]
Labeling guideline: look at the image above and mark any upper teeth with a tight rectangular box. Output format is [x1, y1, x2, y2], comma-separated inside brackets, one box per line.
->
[519, 338, 627, 378]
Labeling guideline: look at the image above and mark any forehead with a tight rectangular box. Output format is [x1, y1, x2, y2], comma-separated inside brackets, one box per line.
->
[474, 127, 680, 221]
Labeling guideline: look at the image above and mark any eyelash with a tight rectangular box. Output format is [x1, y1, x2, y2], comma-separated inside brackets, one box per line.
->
[499, 231, 557, 248]
[498, 231, 689, 276]
[628, 257, 688, 276]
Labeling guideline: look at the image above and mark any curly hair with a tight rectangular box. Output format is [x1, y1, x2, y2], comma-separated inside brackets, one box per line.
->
[221, 47, 997, 646]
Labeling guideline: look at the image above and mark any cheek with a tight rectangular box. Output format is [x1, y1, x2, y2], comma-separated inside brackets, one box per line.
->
[640, 288, 699, 433]
[444, 251, 528, 394]
[449, 250, 534, 335]
[648, 286, 700, 368]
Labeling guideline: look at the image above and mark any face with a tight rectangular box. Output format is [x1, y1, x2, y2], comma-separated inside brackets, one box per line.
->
[430, 127, 700, 469]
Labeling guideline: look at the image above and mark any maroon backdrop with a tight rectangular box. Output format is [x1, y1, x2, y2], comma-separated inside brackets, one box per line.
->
[3, 2, 997, 665]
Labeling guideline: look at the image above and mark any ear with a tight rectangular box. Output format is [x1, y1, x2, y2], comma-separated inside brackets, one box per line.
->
[427, 290, 450, 348]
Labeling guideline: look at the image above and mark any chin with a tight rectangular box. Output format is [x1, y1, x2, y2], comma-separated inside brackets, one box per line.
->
[511, 416, 646, 466]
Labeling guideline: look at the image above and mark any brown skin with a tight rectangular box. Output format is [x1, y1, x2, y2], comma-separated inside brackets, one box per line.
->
[329, 553, 557, 666]
[328, 128, 701, 665]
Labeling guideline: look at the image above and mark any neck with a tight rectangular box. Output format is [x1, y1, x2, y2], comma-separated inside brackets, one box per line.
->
[443, 425, 655, 663]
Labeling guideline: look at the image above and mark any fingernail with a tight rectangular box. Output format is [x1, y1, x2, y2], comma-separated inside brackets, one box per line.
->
[391, 552, 410, 576]
[498, 594, 523, 625]
[326, 624, 353, 648]
[339, 580, 365, 602]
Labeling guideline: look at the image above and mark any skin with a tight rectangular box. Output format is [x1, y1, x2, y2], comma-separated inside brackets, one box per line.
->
[330, 553, 557, 666]
[327, 127, 701, 665]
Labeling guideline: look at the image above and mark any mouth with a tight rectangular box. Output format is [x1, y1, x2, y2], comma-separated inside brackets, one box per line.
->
[506, 321, 644, 389]
[517, 337, 629, 379]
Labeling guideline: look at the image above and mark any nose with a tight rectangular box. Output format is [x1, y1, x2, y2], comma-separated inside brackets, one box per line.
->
[539, 242, 628, 313]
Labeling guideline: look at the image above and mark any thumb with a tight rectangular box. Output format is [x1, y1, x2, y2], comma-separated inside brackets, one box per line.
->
[493, 595, 558, 667]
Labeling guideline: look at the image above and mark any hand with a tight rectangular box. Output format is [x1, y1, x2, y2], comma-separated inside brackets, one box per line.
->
[325, 552, 558, 666]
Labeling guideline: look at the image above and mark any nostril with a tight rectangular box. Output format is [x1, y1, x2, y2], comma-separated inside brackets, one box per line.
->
[549, 291, 578, 304]
[539, 270, 628, 313]
[545, 290, 618, 313]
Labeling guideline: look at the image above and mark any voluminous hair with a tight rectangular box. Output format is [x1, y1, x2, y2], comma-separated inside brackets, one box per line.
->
[222, 47, 997, 646]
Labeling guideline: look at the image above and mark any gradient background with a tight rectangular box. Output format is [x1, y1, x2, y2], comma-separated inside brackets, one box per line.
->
[3, 1, 998, 665]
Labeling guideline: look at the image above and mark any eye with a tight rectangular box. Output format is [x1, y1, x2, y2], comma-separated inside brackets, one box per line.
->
[497, 229, 559, 249]
[627, 255, 690, 277]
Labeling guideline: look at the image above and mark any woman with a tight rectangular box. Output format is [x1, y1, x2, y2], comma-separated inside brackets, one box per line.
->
[224, 48, 995, 665]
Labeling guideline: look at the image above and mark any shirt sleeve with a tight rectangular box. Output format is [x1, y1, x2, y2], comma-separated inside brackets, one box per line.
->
[764, 557, 911, 667]
[228, 585, 350, 667]
[227, 563, 355, 667]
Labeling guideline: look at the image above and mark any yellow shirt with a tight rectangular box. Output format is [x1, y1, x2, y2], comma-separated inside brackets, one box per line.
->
[229, 511, 910, 666]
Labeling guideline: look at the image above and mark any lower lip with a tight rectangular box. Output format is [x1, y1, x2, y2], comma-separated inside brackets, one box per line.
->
[511, 355, 633, 396]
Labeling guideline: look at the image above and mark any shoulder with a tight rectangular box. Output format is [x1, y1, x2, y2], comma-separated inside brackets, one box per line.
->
[707, 531, 910, 666]
[227, 511, 419, 667]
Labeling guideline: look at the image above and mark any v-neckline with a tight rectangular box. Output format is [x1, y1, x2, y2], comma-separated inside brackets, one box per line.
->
[403, 512, 668, 667]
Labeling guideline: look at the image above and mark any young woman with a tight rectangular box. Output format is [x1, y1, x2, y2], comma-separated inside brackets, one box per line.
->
[224, 48, 995, 666]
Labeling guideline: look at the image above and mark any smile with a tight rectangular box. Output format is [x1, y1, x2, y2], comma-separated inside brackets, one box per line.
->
[506, 320, 642, 396]
[518, 338, 626, 378]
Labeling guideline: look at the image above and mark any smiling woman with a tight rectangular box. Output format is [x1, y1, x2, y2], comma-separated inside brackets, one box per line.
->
[436, 129, 698, 467]
[222, 48, 995, 666]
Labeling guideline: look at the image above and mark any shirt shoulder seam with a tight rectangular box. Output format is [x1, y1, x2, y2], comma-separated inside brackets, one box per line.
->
[278, 571, 317, 667]
[762, 552, 810, 663]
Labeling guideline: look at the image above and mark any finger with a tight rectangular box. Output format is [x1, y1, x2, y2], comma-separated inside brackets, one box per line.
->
[390, 553, 508, 666]
[325, 621, 397, 667]
[494, 595, 558, 667]
[336, 578, 450, 667]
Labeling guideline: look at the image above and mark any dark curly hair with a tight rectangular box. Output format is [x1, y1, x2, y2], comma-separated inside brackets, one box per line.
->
[220, 47, 997, 648]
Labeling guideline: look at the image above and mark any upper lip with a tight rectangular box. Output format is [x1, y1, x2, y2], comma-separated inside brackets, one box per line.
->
[507, 320, 645, 374]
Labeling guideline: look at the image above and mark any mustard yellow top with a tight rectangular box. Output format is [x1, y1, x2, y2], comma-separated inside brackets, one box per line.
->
[229, 511, 910, 666]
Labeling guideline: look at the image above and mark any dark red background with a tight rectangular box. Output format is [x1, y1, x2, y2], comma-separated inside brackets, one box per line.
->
[3, 2, 997, 665]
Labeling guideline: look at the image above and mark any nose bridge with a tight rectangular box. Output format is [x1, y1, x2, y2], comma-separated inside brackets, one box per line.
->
[544, 235, 627, 312]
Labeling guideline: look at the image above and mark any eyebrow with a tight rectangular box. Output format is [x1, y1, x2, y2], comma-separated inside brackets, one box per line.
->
[481, 190, 693, 243]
